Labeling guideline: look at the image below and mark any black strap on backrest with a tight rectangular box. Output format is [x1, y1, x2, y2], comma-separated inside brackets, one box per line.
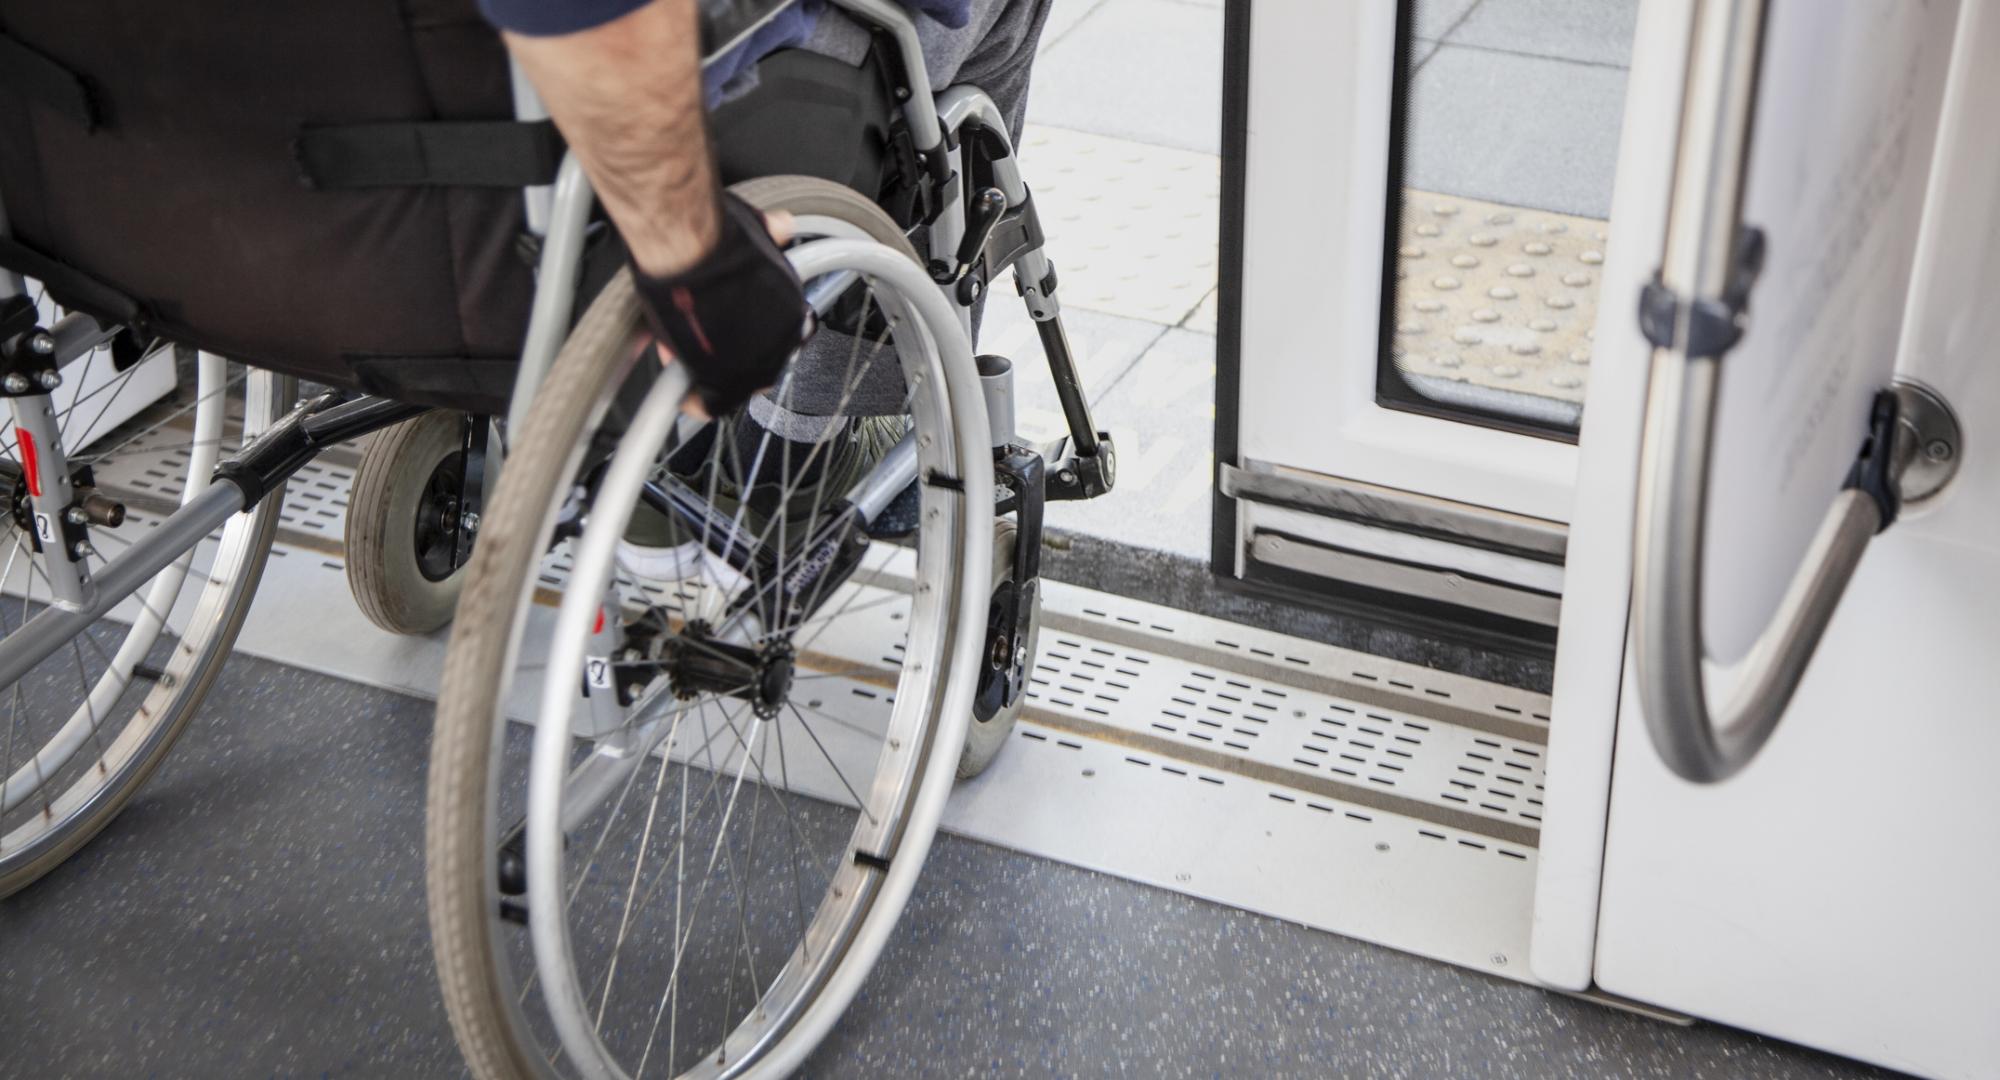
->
[293, 119, 564, 189]
[0, 237, 140, 324]
[0, 32, 96, 130]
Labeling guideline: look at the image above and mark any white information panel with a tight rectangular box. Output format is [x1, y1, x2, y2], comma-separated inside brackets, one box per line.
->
[1700, 0, 1954, 662]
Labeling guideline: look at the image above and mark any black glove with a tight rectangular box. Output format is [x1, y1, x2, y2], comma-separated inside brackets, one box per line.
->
[633, 191, 810, 417]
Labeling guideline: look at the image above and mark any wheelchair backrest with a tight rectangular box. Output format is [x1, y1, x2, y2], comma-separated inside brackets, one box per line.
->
[0, 0, 904, 415]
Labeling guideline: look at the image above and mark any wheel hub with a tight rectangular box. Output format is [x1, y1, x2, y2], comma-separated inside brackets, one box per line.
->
[411, 449, 468, 582]
[665, 623, 796, 719]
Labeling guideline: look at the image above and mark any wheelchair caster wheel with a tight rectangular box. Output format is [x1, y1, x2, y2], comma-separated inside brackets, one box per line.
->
[345, 410, 474, 635]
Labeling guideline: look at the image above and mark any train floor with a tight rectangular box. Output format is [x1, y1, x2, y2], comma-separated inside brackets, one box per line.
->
[0, 653, 1891, 1079]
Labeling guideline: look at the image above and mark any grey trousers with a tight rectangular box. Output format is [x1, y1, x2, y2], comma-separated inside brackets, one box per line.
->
[749, 0, 1053, 438]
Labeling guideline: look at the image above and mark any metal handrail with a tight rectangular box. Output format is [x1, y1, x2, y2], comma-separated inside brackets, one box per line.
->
[1630, 0, 1894, 783]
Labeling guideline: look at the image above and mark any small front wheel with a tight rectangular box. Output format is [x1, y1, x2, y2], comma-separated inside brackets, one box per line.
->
[344, 409, 474, 635]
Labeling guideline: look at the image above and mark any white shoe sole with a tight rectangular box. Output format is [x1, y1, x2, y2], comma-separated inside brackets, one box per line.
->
[614, 540, 750, 594]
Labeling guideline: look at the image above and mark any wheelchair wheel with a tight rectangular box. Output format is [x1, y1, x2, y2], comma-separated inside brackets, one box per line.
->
[0, 351, 291, 896]
[956, 519, 1040, 780]
[345, 409, 472, 635]
[427, 176, 994, 1080]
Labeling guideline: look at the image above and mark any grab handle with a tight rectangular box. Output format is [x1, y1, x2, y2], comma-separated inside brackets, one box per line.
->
[1628, 0, 1942, 782]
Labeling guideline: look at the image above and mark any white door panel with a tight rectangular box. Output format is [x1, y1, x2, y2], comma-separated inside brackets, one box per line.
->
[1596, 527, 2000, 1080]
[1234, 0, 1577, 522]
[1559, 3, 2000, 1076]
[1529, 0, 1697, 991]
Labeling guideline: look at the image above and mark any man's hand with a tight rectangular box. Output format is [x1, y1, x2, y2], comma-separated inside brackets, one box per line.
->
[634, 194, 810, 417]
[503, 0, 811, 415]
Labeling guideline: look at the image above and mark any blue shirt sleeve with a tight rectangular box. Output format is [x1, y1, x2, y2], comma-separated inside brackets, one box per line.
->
[478, 0, 654, 37]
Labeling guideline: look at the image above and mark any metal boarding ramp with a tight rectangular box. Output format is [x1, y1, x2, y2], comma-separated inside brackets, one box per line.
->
[56, 427, 1554, 984]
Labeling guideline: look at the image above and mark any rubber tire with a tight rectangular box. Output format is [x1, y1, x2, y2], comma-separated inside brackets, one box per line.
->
[345, 410, 469, 635]
[956, 519, 1041, 780]
[0, 373, 291, 898]
[428, 175, 924, 1080]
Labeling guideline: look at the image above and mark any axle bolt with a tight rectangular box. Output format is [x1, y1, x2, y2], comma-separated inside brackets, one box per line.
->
[1924, 438, 1954, 463]
[28, 332, 54, 356]
[36, 369, 61, 391]
[2, 374, 28, 393]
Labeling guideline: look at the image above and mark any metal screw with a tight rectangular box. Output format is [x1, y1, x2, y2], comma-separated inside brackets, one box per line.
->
[70, 542, 87, 559]
[64, 507, 88, 526]
[2, 373, 28, 393]
[1924, 438, 1954, 463]
[28, 332, 54, 355]
[461, 511, 481, 534]
[1375, 842, 1390, 852]
[1490, 953, 1508, 967]
[1058, 469, 1077, 485]
[37, 369, 61, 391]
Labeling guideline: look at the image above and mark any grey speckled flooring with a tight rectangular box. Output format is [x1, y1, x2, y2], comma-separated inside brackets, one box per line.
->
[0, 655, 1894, 1079]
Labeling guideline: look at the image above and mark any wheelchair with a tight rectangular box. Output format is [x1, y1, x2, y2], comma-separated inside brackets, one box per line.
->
[0, 0, 1113, 1074]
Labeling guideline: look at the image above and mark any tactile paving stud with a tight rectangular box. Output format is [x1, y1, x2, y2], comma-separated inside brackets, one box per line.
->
[1019, 124, 1220, 327]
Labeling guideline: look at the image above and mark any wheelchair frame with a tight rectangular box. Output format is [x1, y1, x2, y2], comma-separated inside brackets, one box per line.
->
[0, 0, 1111, 780]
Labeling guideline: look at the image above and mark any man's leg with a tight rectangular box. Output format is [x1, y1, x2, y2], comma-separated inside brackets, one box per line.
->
[746, 0, 1055, 446]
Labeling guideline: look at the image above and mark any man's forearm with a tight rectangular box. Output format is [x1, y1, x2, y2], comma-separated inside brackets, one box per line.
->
[504, 0, 720, 278]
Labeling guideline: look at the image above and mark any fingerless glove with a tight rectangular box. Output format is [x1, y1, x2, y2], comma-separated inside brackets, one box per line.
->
[633, 191, 810, 416]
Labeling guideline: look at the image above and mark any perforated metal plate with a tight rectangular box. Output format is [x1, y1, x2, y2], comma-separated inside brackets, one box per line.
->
[15, 424, 1552, 985]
